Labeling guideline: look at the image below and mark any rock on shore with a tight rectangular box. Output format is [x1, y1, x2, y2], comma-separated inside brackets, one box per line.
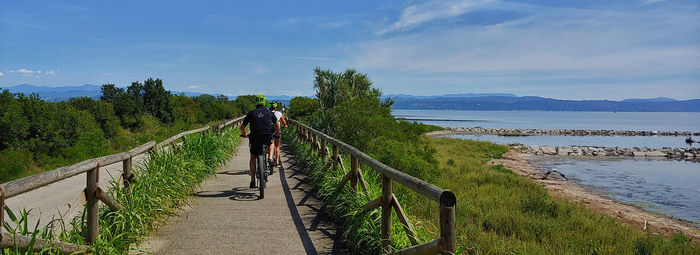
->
[524, 145, 699, 159]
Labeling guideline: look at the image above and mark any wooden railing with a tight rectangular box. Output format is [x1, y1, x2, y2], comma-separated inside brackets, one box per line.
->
[0, 116, 245, 254]
[288, 119, 456, 255]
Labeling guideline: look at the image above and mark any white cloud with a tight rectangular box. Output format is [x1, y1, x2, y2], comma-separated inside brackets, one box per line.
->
[378, 0, 491, 35]
[357, 4, 700, 76]
[101, 73, 112, 77]
[291, 56, 332, 61]
[0, 72, 4, 77]
[186, 84, 208, 90]
[7, 68, 58, 76]
[317, 20, 352, 30]
[10, 68, 38, 74]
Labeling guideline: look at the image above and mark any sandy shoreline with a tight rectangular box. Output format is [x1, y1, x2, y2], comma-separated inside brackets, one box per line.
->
[489, 150, 700, 241]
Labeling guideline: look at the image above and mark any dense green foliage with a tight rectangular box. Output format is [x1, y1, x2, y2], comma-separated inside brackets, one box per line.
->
[288, 67, 699, 254]
[0, 79, 257, 183]
[287, 96, 319, 119]
[1, 127, 241, 254]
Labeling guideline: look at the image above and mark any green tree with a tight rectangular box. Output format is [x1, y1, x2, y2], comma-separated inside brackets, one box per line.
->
[235, 95, 257, 114]
[171, 93, 206, 124]
[313, 67, 382, 111]
[288, 96, 319, 119]
[68, 97, 121, 138]
[142, 78, 174, 123]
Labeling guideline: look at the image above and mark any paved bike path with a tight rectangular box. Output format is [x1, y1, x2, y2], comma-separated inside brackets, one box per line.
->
[136, 138, 344, 254]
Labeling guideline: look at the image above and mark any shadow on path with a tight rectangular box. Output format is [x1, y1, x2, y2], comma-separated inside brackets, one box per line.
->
[279, 145, 347, 255]
[279, 160, 319, 255]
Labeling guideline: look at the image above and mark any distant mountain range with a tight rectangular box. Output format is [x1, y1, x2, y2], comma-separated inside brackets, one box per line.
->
[386, 95, 700, 112]
[0, 84, 291, 104]
[2, 85, 698, 112]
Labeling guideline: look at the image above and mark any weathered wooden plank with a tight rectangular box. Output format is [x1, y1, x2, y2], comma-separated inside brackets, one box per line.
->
[95, 187, 122, 212]
[122, 157, 132, 190]
[350, 156, 359, 192]
[392, 194, 418, 246]
[357, 168, 371, 198]
[1, 140, 154, 199]
[439, 203, 456, 254]
[0, 186, 4, 225]
[361, 196, 383, 213]
[155, 125, 210, 150]
[288, 119, 451, 203]
[128, 140, 156, 157]
[337, 171, 353, 190]
[382, 175, 393, 252]
[0, 231, 89, 254]
[1, 159, 98, 198]
[86, 167, 98, 244]
[387, 238, 441, 255]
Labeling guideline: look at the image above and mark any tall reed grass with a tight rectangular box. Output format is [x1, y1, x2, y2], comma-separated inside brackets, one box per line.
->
[2, 127, 240, 254]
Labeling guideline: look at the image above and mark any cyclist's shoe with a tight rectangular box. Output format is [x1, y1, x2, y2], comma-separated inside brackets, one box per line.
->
[250, 181, 256, 188]
[268, 159, 275, 175]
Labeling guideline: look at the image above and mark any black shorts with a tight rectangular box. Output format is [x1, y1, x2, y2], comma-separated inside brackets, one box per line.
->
[248, 133, 272, 155]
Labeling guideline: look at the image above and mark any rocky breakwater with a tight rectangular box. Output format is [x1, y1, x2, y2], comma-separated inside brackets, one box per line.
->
[525, 145, 700, 159]
[442, 127, 700, 137]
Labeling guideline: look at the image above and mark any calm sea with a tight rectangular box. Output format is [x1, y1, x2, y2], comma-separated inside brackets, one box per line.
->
[393, 110, 700, 132]
[394, 109, 700, 225]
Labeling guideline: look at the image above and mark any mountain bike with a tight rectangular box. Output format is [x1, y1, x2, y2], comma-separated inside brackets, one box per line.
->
[242, 134, 275, 199]
[256, 143, 273, 198]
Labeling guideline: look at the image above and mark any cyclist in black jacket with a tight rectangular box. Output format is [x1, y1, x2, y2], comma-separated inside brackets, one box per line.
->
[240, 95, 280, 188]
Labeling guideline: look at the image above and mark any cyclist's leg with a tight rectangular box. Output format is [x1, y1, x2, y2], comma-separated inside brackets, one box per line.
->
[273, 137, 281, 165]
[267, 138, 274, 161]
[264, 134, 274, 174]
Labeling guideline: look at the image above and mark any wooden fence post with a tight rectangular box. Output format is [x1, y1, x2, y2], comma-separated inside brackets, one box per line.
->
[0, 186, 5, 227]
[440, 193, 457, 254]
[350, 156, 359, 191]
[122, 157, 132, 191]
[321, 138, 327, 158]
[86, 166, 99, 244]
[382, 174, 393, 252]
[311, 134, 317, 152]
[332, 145, 339, 170]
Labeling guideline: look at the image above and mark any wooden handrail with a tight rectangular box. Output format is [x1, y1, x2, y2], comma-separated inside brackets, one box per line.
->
[288, 120, 456, 206]
[288, 119, 456, 254]
[1, 141, 156, 199]
[1, 116, 245, 252]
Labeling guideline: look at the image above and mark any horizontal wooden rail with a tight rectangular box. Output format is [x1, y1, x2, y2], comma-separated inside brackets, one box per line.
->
[288, 120, 456, 206]
[1, 141, 156, 199]
[288, 119, 456, 254]
[0, 231, 88, 255]
[155, 125, 210, 150]
[1, 116, 245, 252]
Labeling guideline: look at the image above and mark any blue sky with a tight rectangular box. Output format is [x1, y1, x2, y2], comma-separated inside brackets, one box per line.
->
[1, 0, 698, 100]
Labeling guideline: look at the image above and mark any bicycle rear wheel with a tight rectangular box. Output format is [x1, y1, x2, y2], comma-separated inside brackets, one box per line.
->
[257, 154, 266, 198]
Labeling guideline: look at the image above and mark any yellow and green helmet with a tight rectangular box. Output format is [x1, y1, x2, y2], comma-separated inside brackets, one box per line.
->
[254, 94, 266, 106]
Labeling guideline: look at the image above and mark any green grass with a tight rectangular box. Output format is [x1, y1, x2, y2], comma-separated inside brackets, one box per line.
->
[2, 127, 241, 254]
[408, 137, 699, 254]
[283, 128, 437, 254]
[283, 128, 699, 254]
